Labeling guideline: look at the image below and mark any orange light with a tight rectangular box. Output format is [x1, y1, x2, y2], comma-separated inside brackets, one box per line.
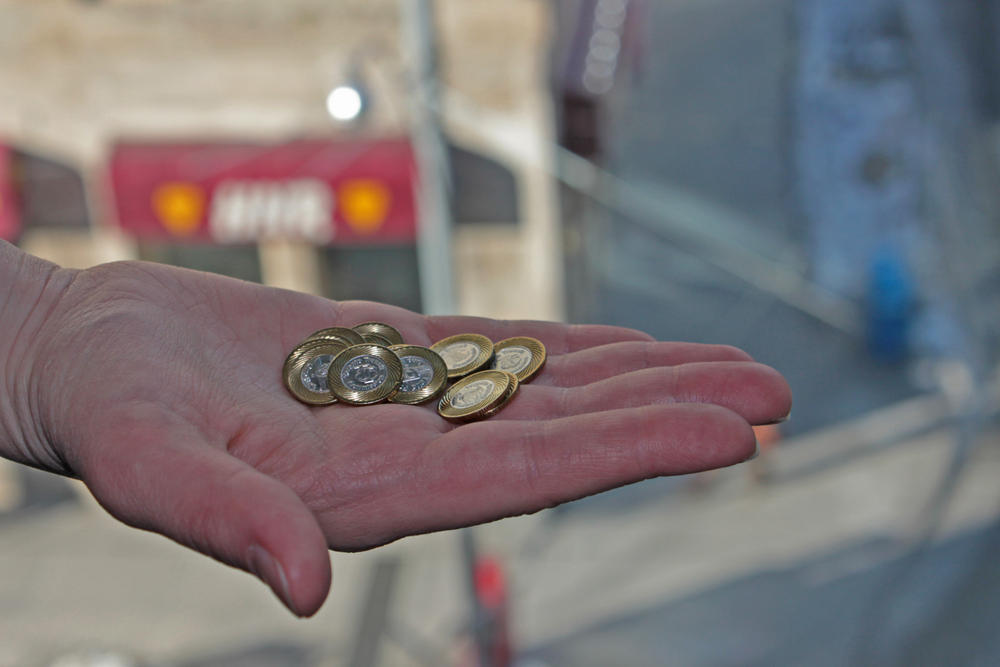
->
[339, 179, 391, 234]
[152, 182, 205, 237]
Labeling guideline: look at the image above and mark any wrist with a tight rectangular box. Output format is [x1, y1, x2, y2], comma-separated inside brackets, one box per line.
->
[0, 241, 78, 472]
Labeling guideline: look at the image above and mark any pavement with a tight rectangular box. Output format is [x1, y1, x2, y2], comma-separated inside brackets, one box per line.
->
[1, 392, 999, 666]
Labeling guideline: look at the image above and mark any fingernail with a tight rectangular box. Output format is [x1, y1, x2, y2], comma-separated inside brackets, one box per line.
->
[762, 413, 791, 426]
[248, 544, 301, 617]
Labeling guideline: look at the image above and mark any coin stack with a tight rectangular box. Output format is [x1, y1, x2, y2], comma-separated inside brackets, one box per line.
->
[283, 322, 546, 422]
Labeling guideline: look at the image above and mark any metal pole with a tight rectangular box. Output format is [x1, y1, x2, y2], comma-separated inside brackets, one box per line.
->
[400, 0, 456, 315]
[400, 2, 489, 662]
[461, 528, 495, 667]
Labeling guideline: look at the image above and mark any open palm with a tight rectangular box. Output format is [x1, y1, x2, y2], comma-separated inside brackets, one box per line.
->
[28, 260, 791, 616]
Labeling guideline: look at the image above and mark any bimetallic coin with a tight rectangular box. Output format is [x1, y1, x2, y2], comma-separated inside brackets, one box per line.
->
[327, 344, 403, 405]
[283, 337, 348, 382]
[300, 354, 336, 393]
[491, 336, 546, 382]
[438, 370, 519, 422]
[387, 344, 448, 405]
[451, 379, 496, 408]
[352, 322, 404, 346]
[306, 327, 365, 347]
[401, 358, 434, 391]
[430, 333, 495, 379]
[360, 332, 394, 347]
[283, 338, 348, 405]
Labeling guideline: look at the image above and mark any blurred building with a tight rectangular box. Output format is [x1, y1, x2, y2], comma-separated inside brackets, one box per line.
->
[0, 0, 563, 320]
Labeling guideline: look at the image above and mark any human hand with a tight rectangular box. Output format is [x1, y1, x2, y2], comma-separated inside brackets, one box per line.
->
[3, 257, 791, 616]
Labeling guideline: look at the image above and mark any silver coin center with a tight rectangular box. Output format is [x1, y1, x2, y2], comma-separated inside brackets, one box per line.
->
[495, 346, 532, 375]
[340, 355, 389, 392]
[451, 378, 497, 409]
[439, 341, 480, 370]
[399, 355, 435, 393]
[300, 354, 334, 393]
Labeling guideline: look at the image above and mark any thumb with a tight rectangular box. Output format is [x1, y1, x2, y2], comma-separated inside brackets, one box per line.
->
[77, 418, 331, 617]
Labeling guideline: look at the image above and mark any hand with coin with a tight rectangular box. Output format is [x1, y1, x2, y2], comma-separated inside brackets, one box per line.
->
[0, 244, 792, 617]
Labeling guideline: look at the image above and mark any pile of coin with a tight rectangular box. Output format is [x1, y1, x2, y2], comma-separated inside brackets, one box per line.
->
[283, 322, 546, 422]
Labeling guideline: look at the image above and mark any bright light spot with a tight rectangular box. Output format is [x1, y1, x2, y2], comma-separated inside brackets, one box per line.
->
[583, 69, 614, 95]
[591, 28, 622, 52]
[585, 59, 616, 79]
[596, 1, 627, 30]
[597, 0, 627, 13]
[326, 86, 363, 121]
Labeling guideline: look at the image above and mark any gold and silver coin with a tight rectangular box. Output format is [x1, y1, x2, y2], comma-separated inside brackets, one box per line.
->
[284, 324, 542, 420]
[430, 333, 495, 379]
[438, 369, 519, 422]
[359, 332, 394, 347]
[491, 336, 546, 383]
[283, 338, 349, 405]
[327, 344, 403, 405]
[306, 326, 365, 347]
[387, 344, 448, 405]
[353, 322, 404, 346]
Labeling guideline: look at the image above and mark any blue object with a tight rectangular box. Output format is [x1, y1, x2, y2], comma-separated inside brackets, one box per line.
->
[866, 245, 914, 362]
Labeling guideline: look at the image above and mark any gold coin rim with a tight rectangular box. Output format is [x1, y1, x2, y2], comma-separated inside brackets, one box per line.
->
[283, 338, 348, 378]
[491, 336, 546, 383]
[283, 340, 347, 405]
[306, 327, 365, 347]
[386, 344, 449, 404]
[352, 322, 404, 346]
[430, 333, 496, 379]
[476, 372, 520, 420]
[438, 370, 517, 421]
[360, 332, 394, 347]
[327, 344, 403, 405]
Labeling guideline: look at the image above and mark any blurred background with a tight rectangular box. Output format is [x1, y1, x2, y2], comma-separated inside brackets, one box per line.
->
[2, 0, 1000, 665]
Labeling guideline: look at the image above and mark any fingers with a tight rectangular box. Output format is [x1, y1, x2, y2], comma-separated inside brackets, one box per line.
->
[329, 301, 655, 354]
[328, 301, 754, 375]
[277, 297, 657, 363]
[355, 403, 756, 541]
[79, 408, 331, 617]
[534, 340, 754, 387]
[422, 317, 655, 354]
[501, 361, 792, 426]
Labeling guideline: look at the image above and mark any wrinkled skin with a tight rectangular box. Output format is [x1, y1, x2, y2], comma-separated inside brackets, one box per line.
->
[7, 260, 791, 616]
